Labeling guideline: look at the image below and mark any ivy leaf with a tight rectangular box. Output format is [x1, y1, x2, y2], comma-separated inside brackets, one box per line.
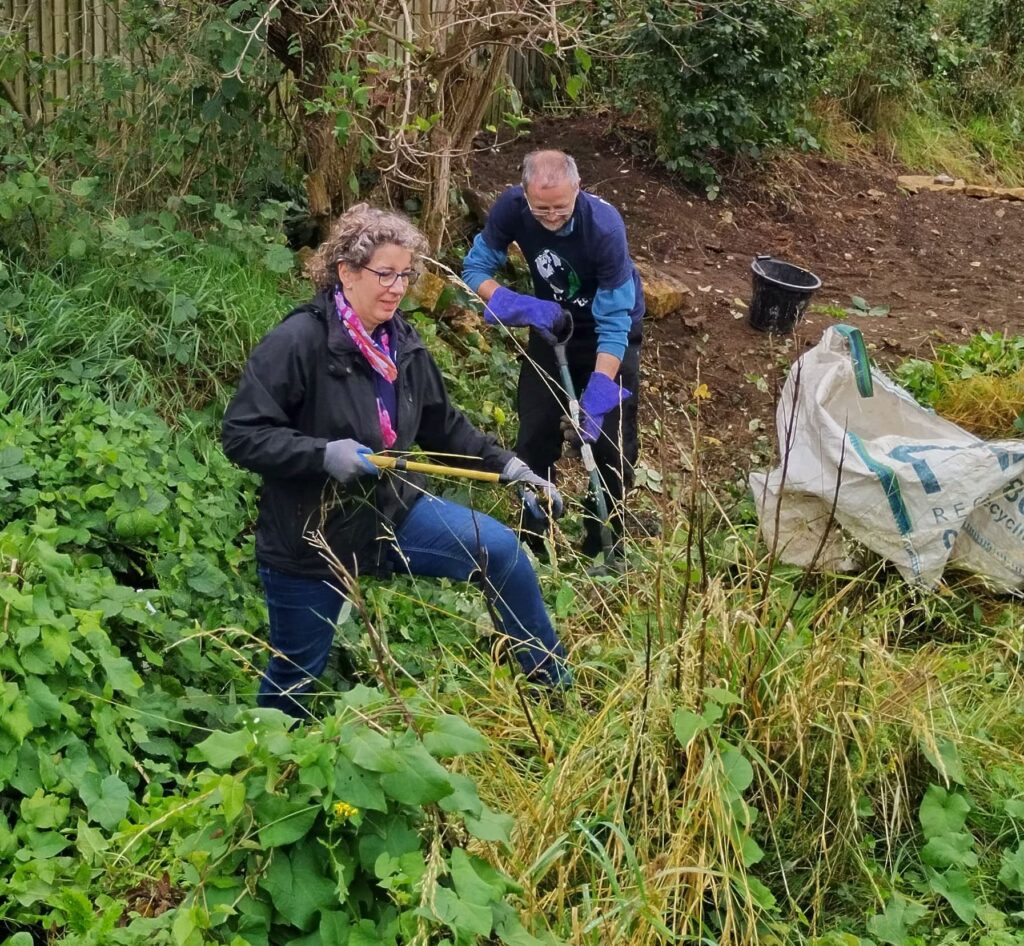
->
[79, 772, 130, 831]
[927, 868, 977, 924]
[867, 896, 927, 946]
[423, 715, 488, 758]
[920, 784, 969, 839]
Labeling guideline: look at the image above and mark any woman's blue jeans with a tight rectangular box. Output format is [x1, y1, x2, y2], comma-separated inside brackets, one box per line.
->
[257, 494, 569, 717]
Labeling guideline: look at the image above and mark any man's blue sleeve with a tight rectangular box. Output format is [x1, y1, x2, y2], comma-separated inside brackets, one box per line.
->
[462, 233, 508, 294]
[591, 279, 635, 360]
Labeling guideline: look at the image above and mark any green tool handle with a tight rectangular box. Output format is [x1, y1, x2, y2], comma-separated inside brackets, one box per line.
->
[552, 342, 615, 561]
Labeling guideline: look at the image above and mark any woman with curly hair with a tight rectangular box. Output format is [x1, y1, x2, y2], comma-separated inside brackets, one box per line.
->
[223, 203, 569, 718]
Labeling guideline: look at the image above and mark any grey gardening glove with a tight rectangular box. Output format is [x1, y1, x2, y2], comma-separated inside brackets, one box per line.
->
[324, 439, 380, 485]
[502, 457, 564, 520]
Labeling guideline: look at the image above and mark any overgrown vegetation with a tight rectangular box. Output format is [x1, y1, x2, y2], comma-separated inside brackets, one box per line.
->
[2, 2, 1024, 943]
[896, 331, 1024, 436]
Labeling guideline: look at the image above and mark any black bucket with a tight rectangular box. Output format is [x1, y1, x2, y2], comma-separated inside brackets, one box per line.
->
[749, 255, 822, 333]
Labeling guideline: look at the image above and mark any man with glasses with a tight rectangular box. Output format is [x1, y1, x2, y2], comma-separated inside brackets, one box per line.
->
[463, 149, 645, 563]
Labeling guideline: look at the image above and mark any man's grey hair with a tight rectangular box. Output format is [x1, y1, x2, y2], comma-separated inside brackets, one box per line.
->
[521, 150, 580, 190]
[305, 203, 427, 289]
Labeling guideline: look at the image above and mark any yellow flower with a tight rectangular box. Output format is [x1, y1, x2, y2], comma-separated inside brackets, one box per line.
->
[333, 801, 359, 821]
[693, 383, 711, 400]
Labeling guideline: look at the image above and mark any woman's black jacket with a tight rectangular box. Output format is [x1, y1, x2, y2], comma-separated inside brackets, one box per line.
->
[222, 289, 515, 579]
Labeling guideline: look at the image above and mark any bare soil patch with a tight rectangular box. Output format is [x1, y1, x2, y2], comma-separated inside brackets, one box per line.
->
[467, 115, 1024, 491]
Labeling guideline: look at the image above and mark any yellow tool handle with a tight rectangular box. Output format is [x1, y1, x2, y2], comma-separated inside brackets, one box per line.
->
[367, 454, 508, 483]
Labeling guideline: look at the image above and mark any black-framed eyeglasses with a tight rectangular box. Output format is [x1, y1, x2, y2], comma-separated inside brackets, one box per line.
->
[361, 265, 420, 288]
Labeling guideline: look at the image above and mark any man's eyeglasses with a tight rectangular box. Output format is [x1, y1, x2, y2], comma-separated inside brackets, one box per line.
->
[361, 265, 420, 288]
[525, 190, 578, 221]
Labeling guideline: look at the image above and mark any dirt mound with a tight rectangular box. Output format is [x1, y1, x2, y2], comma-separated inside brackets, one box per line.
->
[467, 115, 1024, 489]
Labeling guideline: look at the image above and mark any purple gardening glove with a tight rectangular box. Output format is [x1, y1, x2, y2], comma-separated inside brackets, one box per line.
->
[578, 372, 632, 444]
[484, 287, 567, 343]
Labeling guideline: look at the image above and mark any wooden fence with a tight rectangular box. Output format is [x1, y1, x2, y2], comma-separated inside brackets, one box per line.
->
[1, 1, 545, 125]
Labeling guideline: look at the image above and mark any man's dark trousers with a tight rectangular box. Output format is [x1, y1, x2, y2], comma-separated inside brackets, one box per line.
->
[515, 327, 641, 556]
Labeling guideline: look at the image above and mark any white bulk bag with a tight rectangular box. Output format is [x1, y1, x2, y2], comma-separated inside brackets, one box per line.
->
[750, 326, 1024, 592]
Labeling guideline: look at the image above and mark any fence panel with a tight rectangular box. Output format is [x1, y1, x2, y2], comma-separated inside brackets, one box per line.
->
[2, 1, 546, 126]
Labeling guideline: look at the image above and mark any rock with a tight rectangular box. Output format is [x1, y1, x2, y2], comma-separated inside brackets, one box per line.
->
[934, 173, 956, 185]
[635, 260, 693, 319]
[407, 270, 447, 312]
[295, 246, 316, 273]
[994, 187, 1024, 201]
[897, 175, 966, 194]
[439, 305, 491, 352]
[965, 185, 995, 198]
[462, 186, 498, 225]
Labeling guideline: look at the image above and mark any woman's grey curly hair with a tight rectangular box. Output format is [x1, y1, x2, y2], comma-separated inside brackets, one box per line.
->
[305, 203, 428, 289]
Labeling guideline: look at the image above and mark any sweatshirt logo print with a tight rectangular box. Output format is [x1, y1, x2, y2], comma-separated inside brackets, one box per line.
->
[535, 249, 583, 304]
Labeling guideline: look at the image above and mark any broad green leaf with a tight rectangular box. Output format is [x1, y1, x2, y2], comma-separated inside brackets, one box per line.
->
[423, 715, 487, 758]
[345, 728, 399, 773]
[704, 686, 743, 705]
[438, 772, 483, 818]
[867, 896, 927, 946]
[3, 934, 35, 946]
[333, 755, 387, 812]
[79, 772, 130, 831]
[104, 654, 142, 694]
[493, 904, 547, 946]
[850, 295, 869, 311]
[256, 795, 319, 848]
[75, 818, 109, 865]
[263, 244, 294, 274]
[998, 842, 1024, 894]
[451, 848, 506, 905]
[565, 75, 583, 101]
[0, 446, 35, 481]
[927, 868, 977, 924]
[919, 784, 969, 839]
[193, 729, 254, 769]
[719, 743, 754, 798]
[70, 177, 99, 198]
[921, 832, 977, 869]
[219, 774, 246, 823]
[431, 886, 493, 938]
[260, 846, 337, 930]
[380, 740, 454, 806]
[671, 708, 707, 748]
[465, 803, 514, 843]
[921, 738, 965, 785]
[1005, 799, 1024, 820]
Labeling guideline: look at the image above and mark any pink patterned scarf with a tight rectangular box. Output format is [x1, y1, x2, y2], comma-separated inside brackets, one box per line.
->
[334, 287, 398, 448]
